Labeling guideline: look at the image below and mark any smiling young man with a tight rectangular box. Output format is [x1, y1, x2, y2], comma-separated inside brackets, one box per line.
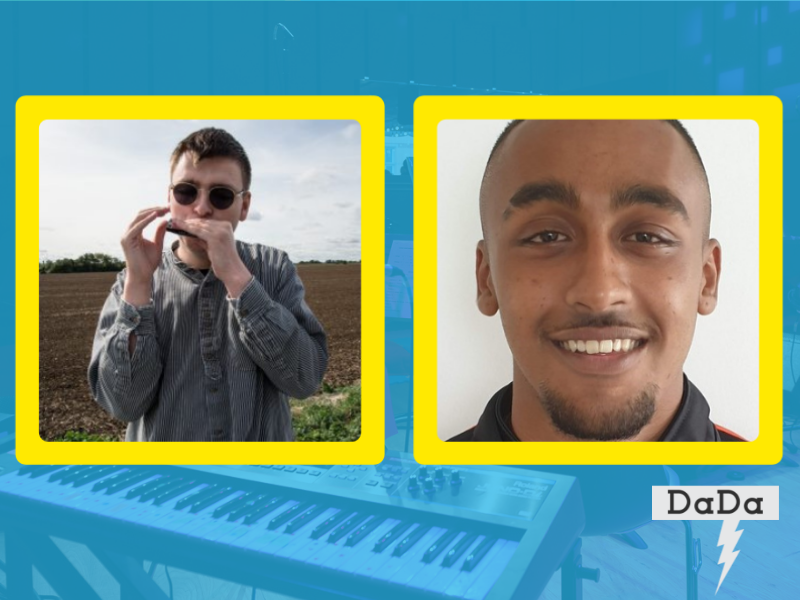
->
[450, 119, 745, 442]
[89, 128, 328, 441]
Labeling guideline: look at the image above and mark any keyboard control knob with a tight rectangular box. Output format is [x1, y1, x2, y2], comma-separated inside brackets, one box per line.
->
[450, 470, 462, 485]
[407, 476, 420, 493]
[422, 477, 435, 496]
[418, 467, 428, 479]
[434, 467, 445, 483]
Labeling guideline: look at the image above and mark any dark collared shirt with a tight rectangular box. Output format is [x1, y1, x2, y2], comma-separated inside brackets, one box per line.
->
[88, 241, 328, 442]
[449, 375, 745, 442]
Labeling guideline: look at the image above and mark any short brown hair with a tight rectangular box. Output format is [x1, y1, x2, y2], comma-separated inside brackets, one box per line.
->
[170, 128, 252, 190]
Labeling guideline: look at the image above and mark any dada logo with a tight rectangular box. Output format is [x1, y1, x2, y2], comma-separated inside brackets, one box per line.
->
[652, 486, 779, 593]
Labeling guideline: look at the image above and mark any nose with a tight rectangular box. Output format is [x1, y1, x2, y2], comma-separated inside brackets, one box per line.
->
[192, 189, 214, 217]
[564, 235, 632, 313]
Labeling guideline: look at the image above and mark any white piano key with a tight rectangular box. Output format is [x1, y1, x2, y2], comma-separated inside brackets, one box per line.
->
[425, 535, 486, 594]
[381, 526, 447, 583]
[444, 540, 507, 598]
[463, 541, 520, 600]
[404, 532, 467, 590]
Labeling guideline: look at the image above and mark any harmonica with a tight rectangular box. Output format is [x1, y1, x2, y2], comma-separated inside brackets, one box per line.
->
[166, 219, 199, 238]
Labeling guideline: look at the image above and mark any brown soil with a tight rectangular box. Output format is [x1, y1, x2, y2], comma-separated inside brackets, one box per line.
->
[39, 264, 361, 440]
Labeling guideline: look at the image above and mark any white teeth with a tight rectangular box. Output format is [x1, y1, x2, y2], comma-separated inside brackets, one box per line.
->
[559, 338, 641, 354]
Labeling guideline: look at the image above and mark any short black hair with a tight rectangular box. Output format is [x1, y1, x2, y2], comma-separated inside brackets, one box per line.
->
[481, 120, 711, 239]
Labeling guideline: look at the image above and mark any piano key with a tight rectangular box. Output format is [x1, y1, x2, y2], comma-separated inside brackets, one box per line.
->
[327, 512, 369, 544]
[344, 515, 387, 547]
[425, 536, 486, 594]
[310, 508, 352, 539]
[165, 490, 245, 536]
[381, 527, 448, 583]
[71, 466, 124, 488]
[91, 468, 132, 492]
[22, 465, 65, 478]
[442, 533, 479, 567]
[373, 520, 415, 553]
[104, 470, 154, 494]
[189, 487, 236, 513]
[404, 532, 467, 590]
[212, 500, 298, 545]
[393, 524, 432, 557]
[273, 508, 342, 559]
[225, 493, 271, 521]
[267, 501, 313, 530]
[212, 491, 254, 518]
[138, 477, 187, 503]
[124, 475, 169, 499]
[284, 504, 327, 534]
[245, 508, 334, 557]
[48, 465, 92, 483]
[423, 529, 460, 563]
[173, 484, 219, 510]
[463, 541, 519, 600]
[356, 523, 420, 577]
[321, 518, 398, 573]
[242, 496, 285, 525]
[60, 466, 107, 486]
[461, 537, 498, 572]
[152, 480, 200, 506]
[444, 539, 507, 598]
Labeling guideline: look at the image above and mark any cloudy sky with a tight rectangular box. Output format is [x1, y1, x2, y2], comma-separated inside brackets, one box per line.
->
[39, 119, 361, 263]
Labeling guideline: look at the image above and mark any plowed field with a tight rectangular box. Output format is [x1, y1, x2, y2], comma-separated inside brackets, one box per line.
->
[39, 264, 360, 440]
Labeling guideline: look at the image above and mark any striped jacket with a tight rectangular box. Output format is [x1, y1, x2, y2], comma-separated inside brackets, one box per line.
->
[88, 241, 328, 441]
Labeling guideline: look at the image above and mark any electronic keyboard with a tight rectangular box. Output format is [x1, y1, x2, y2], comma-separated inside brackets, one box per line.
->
[0, 452, 584, 600]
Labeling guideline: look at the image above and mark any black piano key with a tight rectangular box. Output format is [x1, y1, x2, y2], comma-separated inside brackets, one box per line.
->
[212, 491, 255, 519]
[461, 537, 497, 572]
[227, 494, 271, 522]
[267, 502, 313, 530]
[139, 478, 186, 503]
[392, 525, 432, 557]
[152, 480, 199, 506]
[189, 487, 235, 514]
[373, 521, 415, 553]
[59, 466, 100, 485]
[310, 510, 350, 539]
[327, 513, 368, 543]
[48, 465, 91, 483]
[285, 505, 327, 534]
[242, 496, 286, 526]
[20, 465, 62, 478]
[103, 470, 152, 494]
[125, 475, 170, 499]
[344, 516, 386, 547]
[174, 484, 220, 511]
[422, 530, 460, 563]
[71, 466, 119, 487]
[441, 533, 479, 567]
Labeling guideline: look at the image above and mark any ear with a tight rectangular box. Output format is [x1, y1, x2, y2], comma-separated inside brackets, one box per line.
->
[476, 240, 499, 316]
[698, 239, 721, 316]
[239, 191, 251, 222]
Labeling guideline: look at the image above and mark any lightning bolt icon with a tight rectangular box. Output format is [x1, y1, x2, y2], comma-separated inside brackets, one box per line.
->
[716, 518, 743, 594]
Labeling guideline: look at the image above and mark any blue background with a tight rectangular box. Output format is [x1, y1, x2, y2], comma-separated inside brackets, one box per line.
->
[6, 1, 800, 599]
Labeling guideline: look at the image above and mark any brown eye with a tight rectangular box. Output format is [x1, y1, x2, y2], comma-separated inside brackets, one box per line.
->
[527, 231, 567, 244]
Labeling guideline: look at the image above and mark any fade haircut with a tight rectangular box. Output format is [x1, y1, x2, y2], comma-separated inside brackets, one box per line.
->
[480, 120, 712, 241]
[170, 127, 252, 191]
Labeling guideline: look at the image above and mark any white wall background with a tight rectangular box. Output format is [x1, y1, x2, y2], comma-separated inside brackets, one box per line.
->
[437, 119, 760, 441]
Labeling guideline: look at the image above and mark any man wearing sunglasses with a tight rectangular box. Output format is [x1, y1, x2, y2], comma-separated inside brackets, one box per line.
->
[88, 128, 329, 442]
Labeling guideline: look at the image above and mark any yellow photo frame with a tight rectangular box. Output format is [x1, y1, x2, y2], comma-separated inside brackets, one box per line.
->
[20, 95, 385, 465]
[414, 95, 782, 465]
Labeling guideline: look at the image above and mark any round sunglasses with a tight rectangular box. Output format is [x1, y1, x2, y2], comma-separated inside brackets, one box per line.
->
[170, 182, 247, 211]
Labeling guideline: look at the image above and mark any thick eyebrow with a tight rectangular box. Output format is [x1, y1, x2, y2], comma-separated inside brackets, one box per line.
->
[612, 184, 690, 222]
[502, 180, 579, 220]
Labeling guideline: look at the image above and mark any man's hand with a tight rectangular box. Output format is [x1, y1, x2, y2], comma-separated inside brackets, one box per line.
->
[121, 207, 170, 307]
[171, 217, 253, 298]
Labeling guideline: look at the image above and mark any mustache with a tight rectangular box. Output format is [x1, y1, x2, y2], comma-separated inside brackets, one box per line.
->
[548, 312, 646, 331]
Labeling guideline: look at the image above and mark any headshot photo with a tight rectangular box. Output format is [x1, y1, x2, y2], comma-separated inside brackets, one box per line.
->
[39, 119, 362, 443]
[437, 119, 759, 443]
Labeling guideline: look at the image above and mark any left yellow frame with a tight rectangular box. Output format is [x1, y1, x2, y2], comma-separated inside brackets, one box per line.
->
[19, 95, 385, 465]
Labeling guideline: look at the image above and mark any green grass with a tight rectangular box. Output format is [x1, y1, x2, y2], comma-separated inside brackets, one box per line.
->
[291, 384, 361, 442]
[55, 385, 362, 443]
[55, 430, 118, 442]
